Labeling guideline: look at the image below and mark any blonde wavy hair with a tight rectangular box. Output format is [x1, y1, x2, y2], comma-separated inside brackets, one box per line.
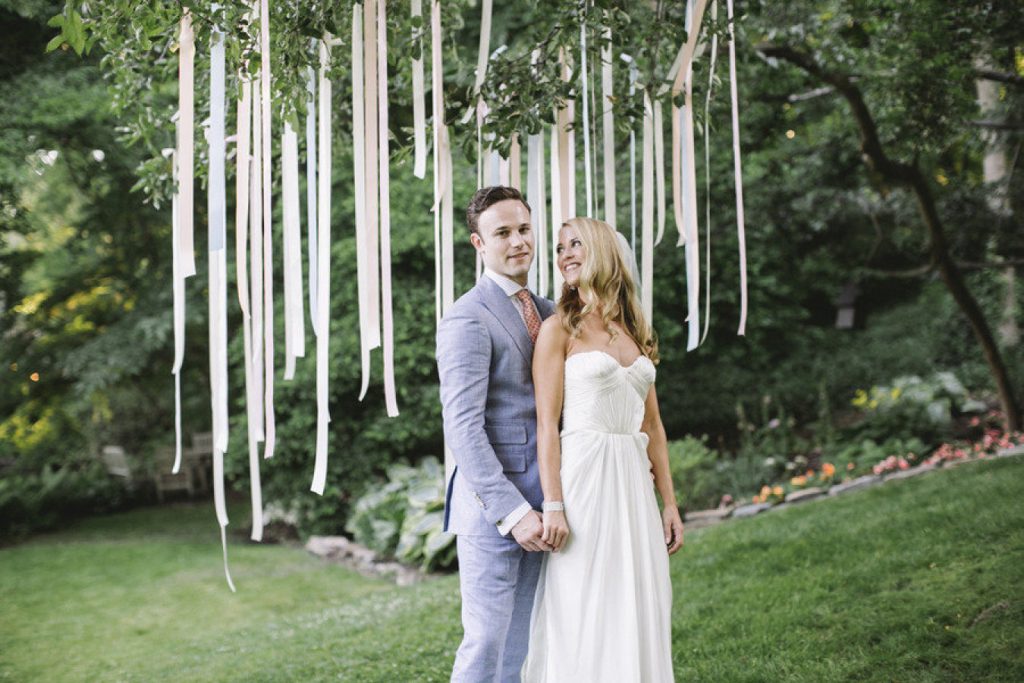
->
[557, 217, 659, 363]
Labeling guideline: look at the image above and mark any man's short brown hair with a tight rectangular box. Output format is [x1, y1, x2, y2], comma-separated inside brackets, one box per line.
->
[465, 186, 531, 235]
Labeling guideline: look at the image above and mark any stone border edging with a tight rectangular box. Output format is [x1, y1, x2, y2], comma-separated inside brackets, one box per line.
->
[682, 445, 1024, 531]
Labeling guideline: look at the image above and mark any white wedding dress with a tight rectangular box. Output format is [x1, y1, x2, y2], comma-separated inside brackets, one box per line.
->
[523, 350, 674, 682]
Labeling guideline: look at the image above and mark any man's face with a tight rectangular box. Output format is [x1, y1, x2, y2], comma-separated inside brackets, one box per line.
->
[470, 199, 534, 286]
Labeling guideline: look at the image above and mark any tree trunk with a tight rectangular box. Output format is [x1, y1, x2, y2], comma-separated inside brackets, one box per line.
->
[758, 44, 1022, 432]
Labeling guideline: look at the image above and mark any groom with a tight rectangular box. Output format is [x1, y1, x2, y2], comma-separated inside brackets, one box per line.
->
[436, 186, 556, 682]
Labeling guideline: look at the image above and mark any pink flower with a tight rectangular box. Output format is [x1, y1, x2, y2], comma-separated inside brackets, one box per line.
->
[898, 459, 910, 470]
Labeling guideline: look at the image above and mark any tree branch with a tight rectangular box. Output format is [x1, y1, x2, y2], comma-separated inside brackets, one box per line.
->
[974, 68, 1024, 87]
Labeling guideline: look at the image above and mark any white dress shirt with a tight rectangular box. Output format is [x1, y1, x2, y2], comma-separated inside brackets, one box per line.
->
[483, 268, 536, 537]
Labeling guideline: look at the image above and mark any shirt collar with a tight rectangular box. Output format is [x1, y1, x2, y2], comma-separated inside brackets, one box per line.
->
[484, 268, 530, 298]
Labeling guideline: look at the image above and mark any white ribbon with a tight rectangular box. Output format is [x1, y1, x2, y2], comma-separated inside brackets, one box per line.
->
[701, 1, 719, 344]
[580, 20, 593, 217]
[305, 65, 318, 336]
[654, 99, 667, 247]
[601, 24, 615, 228]
[509, 135, 521, 190]
[352, 2, 371, 398]
[248, 110, 266, 539]
[378, 0, 399, 417]
[411, 0, 427, 179]
[209, 17, 234, 592]
[170, 149, 185, 475]
[527, 131, 547, 297]
[282, 122, 305, 381]
[260, 0, 276, 459]
[177, 11, 196, 279]
[681, 0, 702, 350]
[432, 0, 454, 318]
[364, 0, 382, 360]
[311, 38, 332, 495]
[625, 55, 637, 251]
[641, 91, 654, 323]
[549, 122, 564, 295]
[249, 74, 265, 442]
[727, 0, 748, 336]
[559, 49, 576, 222]
[473, 0, 493, 188]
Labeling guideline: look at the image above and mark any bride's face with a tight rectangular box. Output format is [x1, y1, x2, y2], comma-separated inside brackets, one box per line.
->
[557, 225, 585, 286]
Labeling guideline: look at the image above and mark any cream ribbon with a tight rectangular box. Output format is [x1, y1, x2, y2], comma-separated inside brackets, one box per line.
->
[305, 65, 318, 336]
[727, 0, 748, 336]
[601, 24, 615, 228]
[209, 18, 234, 592]
[411, 0, 427, 179]
[282, 122, 305, 381]
[357, 0, 378, 400]
[378, 0, 399, 417]
[311, 38, 333, 495]
[260, 0, 276, 459]
[509, 135, 521, 190]
[473, 0, 493, 188]
[641, 91, 654, 322]
[364, 0, 382, 358]
[558, 48, 576, 223]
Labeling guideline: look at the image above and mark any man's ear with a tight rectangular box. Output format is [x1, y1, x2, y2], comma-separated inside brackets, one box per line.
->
[469, 232, 484, 253]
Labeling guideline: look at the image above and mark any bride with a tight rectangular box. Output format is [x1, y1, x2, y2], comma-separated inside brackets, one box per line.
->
[522, 217, 685, 682]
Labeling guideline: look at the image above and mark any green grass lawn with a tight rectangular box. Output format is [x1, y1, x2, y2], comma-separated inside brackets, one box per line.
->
[2, 456, 1022, 682]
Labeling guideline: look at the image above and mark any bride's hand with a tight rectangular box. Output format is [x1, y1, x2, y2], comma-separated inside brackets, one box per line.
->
[663, 506, 684, 555]
[542, 510, 570, 552]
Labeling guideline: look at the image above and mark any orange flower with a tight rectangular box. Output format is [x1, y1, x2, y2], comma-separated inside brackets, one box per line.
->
[822, 463, 836, 477]
[772, 486, 784, 497]
[790, 475, 807, 487]
[806, 469, 815, 477]
[847, 462, 855, 471]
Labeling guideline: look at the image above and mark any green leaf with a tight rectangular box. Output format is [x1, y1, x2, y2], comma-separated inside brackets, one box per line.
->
[45, 35, 66, 53]
[47, 14, 65, 28]
[65, 10, 86, 56]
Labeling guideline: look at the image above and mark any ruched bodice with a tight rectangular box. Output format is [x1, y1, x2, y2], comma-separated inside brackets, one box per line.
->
[561, 350, 655, 436]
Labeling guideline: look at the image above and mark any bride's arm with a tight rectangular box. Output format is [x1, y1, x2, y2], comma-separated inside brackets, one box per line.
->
[641, 386, 685, 555]
[533, 317, 570, 552]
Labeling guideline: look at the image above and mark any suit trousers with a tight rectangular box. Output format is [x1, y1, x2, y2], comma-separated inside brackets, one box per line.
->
[452, 534, 544, 683]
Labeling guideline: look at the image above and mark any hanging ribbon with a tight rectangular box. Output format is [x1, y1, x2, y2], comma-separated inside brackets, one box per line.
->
[641, 90, 654, 322]
[527, 131, 547, 297]
[509, 135, 521, 190]
[625, 55, 637, 251]
[246, 158, 265, 540]
[432, 0, 455, 318]
[549, 121, 564, 295]
[474, 0, 493, 188]
[701, 1, 720, 344]
[411, 0, 427, 179]
[726, 0, 748, 336]
[364, 0, 381, 360]
[378, 0, 399, 417]
[311, 37, 333, 495]
[580, 20, 594, 217]
[654, 99, 667, 246]
[601, 24, 616, 228]
[171, 149, 185, 476]
[250, 74, 265, 443]
[259, 0, 276, 459]
[207, 23, 234, 590]
[560, 49, 576, 222]
[177, 11, 196, 279]
[305, 64, 318, 336]
[352, 2, 372, 399]
[282, 122, 305, 381]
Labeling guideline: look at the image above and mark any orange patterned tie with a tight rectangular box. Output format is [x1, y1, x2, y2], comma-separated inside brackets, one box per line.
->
[515, 289, 542, 344]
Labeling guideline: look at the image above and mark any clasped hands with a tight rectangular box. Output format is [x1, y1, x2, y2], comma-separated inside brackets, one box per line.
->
[511, 508, 570, 553]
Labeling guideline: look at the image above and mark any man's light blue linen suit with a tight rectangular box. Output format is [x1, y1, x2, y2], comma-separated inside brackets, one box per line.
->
[437, 273, 555, 682]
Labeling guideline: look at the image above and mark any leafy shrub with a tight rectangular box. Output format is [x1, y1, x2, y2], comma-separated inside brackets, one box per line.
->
[0, 460, 131, 539]
[346, 456, 455, 571]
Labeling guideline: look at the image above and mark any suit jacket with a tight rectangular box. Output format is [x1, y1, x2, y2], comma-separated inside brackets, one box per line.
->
[436, 275, 556, 537]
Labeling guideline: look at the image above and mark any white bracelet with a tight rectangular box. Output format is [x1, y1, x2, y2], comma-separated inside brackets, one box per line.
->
[542, 501, 564, 512]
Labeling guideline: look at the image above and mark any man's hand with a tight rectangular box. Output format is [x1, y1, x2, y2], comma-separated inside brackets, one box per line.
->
[511, 510, 553, 552]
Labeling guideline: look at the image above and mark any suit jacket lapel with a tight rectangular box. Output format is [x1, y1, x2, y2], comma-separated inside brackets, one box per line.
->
[478, 275, 533, 364]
